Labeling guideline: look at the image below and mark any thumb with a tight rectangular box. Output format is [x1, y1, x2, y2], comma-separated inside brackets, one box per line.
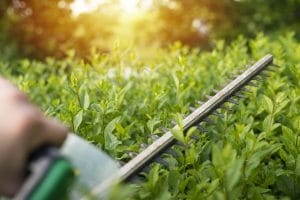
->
[42, 118, 69, 147]
[27, 117, 69, 153]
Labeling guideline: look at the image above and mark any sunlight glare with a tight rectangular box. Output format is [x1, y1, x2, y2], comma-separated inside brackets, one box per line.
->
[120, 0, 139, 13]
[70, 0, 153, 16]
[70, 0, 106, 16]
[120, 0, 153, 13]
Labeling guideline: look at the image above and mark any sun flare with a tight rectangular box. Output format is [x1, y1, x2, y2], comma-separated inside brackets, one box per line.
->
[70, 0, 153, 16]
[70, 0, 105, 16]
[120, 0, 153, 14]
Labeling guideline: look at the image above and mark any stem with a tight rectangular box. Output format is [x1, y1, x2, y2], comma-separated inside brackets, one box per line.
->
[267, 99, 276, 137]
[294, 121, 300, 197]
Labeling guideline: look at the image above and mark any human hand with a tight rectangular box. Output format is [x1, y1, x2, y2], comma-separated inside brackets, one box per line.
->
[0, 77, 68, 197]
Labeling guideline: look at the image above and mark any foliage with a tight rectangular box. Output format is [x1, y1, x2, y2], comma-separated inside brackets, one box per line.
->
[148, 0, 300, 47]
[0, 0, 119, 59]
[0, 34, 299, 199]
[0, 0, 299, 59]
[1, 0, 75, 59]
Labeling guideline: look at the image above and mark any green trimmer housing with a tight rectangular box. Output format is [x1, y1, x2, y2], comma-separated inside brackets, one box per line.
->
[15, 148, 75, 200]
[15, 134, 120, 200]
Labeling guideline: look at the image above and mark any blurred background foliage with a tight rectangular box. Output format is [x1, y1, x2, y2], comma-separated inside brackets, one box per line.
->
[0, 0, 299, 60]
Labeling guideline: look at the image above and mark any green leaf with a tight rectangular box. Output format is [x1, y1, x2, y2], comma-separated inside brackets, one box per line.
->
[172, 72, 180, 90]
[148, 164, 160, 189]
[295, 154, 300, 176]
[173, 113, 184, 129]
[83, 92, 90, 109]
[186, 126, 197, 141]
[262, 115, 273, 132]
[281, 126, 297, 157]
[104, 117, 121, 151]
[245, 143, 281, 178]
[207, 179, 220, 194]
[262, 95, 273, 114]
[171, 127, 185, 144]
[274, 92, 289, 114]
[147, 118, 161, 134]
[168, 170, 181, 194]
[212, 145, 223, 169]
[73, 110, 83, 131]
[225, 158, 243, 191]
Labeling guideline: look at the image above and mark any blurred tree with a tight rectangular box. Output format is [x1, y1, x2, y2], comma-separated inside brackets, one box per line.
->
[235, 0, 300, 38]
[134, 0, 300, 48]
[0, 1, 19, 60]
[72, 3, 121, 57]
[135, 0, 239, 48]
[154, 0, 211, 47]
[0, 0, 299, 59]
[1, 0, 119, 59]
[2, 0, 76, 59]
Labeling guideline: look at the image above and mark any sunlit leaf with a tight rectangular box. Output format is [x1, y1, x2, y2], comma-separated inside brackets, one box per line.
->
[73, 110, 83, 131]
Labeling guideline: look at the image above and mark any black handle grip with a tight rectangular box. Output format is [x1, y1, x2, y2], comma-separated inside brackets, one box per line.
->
[14, 147, 61, 200]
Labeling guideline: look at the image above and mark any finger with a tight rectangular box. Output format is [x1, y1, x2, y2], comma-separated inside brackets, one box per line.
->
[0, 77, 20, 93]
[0, 78, 28, 102]
[0, 174, 23, 197]
[16, 107, 67, 151]
[39, 118, 69, 147]
[0, 76, 15, 88]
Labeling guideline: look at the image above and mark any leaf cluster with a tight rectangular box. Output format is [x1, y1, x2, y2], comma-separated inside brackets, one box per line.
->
[0, 33, 299, 199]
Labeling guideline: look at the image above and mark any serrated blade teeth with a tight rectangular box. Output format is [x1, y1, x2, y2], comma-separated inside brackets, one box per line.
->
[227, 98, 239, 105]
[118, 161, 126, 166]
[189, 106, 197, 112]
[128, 152, 138, 158]
[203, 117, 216, 125]
[240, 87, 251, 93]
[175, 140, 185, 146]
[234, 92, 244, 99]
[271, 64, 281, 68]
[265, 67, 277, 72]
[253, 76, 263, 81]
[165, 148, 179, 157]
[141, 165, 151, 173]
[267, 65, 280, 72]
[212, 89, 219, 94]
[190, 134, 199, 141]
[197, 100, 205, 105]
[240, 68, 248, 73]
[170, 120, 176, 126]
[160, 127, 169, 133]
[212, 110, 224, 118]
[205, 95, 213, 100]
[127, 175, 143, 184]
[232, 74, 240, 79]
[150, 134, 160, 141]
[260, 71, 271, 77]
[154, 157, 169, 167]
[140, 143, 148, 150]
[196, 125, 208, 132]
[219, 104, 233, 111]
[247, 81, 258, 87]
[182, 114, 188, 118]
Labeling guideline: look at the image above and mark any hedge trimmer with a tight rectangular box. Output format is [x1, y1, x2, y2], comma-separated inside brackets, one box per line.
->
[15, 54, 278, 200]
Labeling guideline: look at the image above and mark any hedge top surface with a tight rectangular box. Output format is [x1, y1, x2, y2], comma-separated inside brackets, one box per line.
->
[1, 33, 299, 199]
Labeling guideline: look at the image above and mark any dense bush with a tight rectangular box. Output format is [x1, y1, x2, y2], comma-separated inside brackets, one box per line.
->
[0, 33, 299, 199]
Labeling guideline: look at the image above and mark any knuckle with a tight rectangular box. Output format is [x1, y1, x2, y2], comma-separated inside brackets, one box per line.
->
[1, 89, 27, 102]
[12, 91, 27, 102]
[16, 110, 42, 135]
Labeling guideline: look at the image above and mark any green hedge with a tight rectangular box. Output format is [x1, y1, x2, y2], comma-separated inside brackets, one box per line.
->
[1, 33, 299, 199]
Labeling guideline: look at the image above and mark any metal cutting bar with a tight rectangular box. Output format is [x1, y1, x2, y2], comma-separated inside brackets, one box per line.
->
[88, 54, 274, 197]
